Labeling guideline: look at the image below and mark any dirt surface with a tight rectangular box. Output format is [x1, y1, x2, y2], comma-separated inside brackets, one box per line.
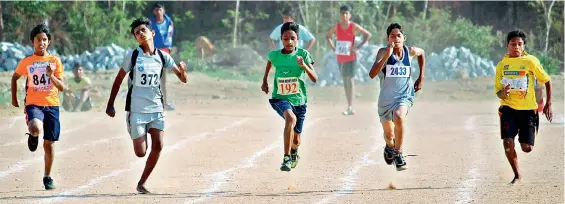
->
[0, 72, 562, 204]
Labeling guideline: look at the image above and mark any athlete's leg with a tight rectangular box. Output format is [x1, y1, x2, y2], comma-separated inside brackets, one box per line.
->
[42, 106, 60, 190]
[340, 62, 355, 115]
[381, 120, 395, 148]
[25, 105, 44, 152]
[499, 106, 521, 184]
[137, 128, 164, 194]
[283, 109, 297, 156]
[392, 105, 409, 151]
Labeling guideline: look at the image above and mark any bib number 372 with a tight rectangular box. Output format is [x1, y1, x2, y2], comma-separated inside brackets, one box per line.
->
[277, 77, 300, 95]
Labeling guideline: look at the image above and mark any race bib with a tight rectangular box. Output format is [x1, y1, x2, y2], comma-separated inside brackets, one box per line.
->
[501, 77, 527, 92]
[385, 65, 411, 78]
[335, 41, 352, 56]
[277, 77, 300, 95]
[27, 63, 54, 92]
[135, 63, 161, 87]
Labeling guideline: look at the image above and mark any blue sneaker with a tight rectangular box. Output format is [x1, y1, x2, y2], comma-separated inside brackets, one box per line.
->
[166, 103, 175, 111]
[280, 156, 292, 172]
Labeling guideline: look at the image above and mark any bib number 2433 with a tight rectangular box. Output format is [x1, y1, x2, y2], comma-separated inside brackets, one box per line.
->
[277, 77, 300, 95]
[385, 65, 410, 78]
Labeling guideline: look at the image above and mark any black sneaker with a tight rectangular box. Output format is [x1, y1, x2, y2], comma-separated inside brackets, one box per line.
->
[27, 133, 38, 152]
[43, 176, 55, 190]
[393, 150, 407, 171]
[383, 146, 395, 165]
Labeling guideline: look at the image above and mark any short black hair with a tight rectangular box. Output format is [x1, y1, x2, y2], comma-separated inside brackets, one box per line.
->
[73, 63, 82, 70]
[506, 30, 527, 45]
[30, 22, 51, 41]
[130, 18, 151, 36]
[386, 23, 403, 36]
[340, 5, 351, 12]
[280, 22, 299, 36]
[153, 3, 164, 9]
[281, 8, 295, 18]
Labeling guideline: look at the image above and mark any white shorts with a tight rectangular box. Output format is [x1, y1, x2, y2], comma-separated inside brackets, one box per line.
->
[126, 112, 165, 140]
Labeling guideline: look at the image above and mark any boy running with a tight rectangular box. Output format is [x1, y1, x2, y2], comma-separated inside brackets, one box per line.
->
[105, 18, 188, 193]
[368, 23, 425, 171]
[326, 5, 372, 115]
[494, 30, 552, 184]
[11, 22, 66, 190]
[261, 22, 318, 172]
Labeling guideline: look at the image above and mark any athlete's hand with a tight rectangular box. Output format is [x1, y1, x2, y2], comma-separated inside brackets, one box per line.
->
[414, 77, 423, 92]
[46, 63, 54, 77]
[351, 46, 358, 53]
[178, 61, 187, 72]
[106, 105, 116, 118]
[261, 81, 269, 94]
[384, 42, 395, 58]
[296, 56, 306, 68]
[543, 101, 553, 122]
[11, 98, 19, 108]
[503, 84, 511, 98]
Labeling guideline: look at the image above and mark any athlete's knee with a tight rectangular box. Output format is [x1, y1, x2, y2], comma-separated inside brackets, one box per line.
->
[135, 149, 146, 157]
[28, 120, 42, 136]
[520, 144, 532, 153]
[284, 111, 297, 125]
[503, 139, 515, 152]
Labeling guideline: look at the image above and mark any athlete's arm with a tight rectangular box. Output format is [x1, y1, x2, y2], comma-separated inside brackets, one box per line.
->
[48, 75, 65, 92]
[326, 26, 337, 51]
[172, 62, 188, 83]
[306, 38, 316, 50]
[369, 48, 390, 79]
[106, 69, 127, 117]
[268, 38, 276, 50]
[299, 62, 317, 83]
[543, 80, 553, 122]
[410, 46, 426, 80]
[10, 73, 21, 107]
[353, 23, 372, 50]
[261, 61, 272, 94]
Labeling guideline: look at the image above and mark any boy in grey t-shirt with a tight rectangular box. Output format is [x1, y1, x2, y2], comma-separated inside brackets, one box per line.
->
[105, 18, 188, 194]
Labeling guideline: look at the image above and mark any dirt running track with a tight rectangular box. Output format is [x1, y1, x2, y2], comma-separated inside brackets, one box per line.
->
[0, 78, 563, 204]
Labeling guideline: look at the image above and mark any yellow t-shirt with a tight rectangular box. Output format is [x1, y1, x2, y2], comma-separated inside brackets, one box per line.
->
[67, 77, 91, 92]
[494, 52, 550, 110]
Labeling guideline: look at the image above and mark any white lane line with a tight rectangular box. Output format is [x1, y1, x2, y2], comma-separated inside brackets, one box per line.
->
[35, 119, 250, 204]
[185, 118, 327, 204]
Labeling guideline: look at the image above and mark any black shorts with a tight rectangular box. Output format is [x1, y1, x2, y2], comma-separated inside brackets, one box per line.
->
[498, 105, 539, 145]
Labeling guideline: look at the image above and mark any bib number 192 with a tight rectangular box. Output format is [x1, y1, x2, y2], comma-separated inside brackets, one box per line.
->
[277, 77, 300, 95]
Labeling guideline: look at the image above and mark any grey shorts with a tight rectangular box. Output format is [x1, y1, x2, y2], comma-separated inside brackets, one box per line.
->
[378, 102, 412, 122]
[339, 60, 356, 78]
[126, 112, 165, 139]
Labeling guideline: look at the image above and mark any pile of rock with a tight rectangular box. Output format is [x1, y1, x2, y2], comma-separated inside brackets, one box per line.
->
[0, 42, 130, 71]
[317, 39, 496, 87]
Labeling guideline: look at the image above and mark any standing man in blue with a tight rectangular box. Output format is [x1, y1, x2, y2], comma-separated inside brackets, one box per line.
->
[150, 2, 175, 111]
[369, 23, 425, 171]
[268, 8, 316, 50]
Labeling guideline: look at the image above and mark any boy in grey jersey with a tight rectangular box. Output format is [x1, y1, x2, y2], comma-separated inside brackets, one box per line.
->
[105, 18, 188, 194]
[369, 23, 425, 171]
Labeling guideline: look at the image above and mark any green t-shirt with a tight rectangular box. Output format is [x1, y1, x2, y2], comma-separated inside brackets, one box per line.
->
[268, 48, 314, 106]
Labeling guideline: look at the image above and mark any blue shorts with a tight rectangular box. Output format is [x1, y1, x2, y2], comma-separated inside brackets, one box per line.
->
[269, 99, 307, 134]
[24, 105, 61, 141]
